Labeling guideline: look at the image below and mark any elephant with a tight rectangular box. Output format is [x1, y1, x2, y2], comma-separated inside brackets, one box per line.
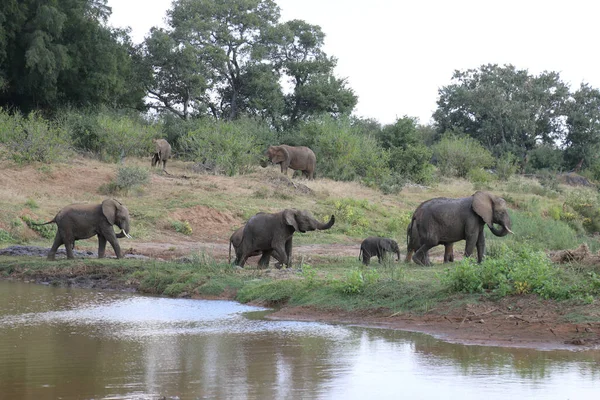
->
[33, 199, 132, 260]
[265, 145, 316, 180]
[412, 191, 513, 266]
[151, 138, 172, 174]
[358, 237, 400, 265]
[237, 209, 335, 268]
[405, 198, 455, 264]
[228, 224, 271, 267]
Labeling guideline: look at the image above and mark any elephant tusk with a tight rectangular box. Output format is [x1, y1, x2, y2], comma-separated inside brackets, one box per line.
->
[506, 227, 514, 235]
[124, 231, 132, 239]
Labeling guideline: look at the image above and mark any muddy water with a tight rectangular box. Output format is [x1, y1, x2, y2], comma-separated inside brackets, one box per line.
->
[1, 281, 599, 400]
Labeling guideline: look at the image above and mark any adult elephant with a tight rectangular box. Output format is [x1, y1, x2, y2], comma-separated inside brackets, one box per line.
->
[265, 145, 316, 179]
[405, 198, 454, 264]
[412, 191, 513, 266]
[33, 199, 132, 260]
[237, 209, 335, 268]
[358, 237, 400, 265]
[152, 138, 172, 174]
[229, 224, 271, 267]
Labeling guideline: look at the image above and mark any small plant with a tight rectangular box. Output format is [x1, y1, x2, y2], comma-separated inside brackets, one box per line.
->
[171, 220, 193, 235]
[24, 198, 39, 209]
[21, 215, 56, 239]
[100, 165, 150, 195]
[338, 268, 380, 295]
[0, 229, 13, 242]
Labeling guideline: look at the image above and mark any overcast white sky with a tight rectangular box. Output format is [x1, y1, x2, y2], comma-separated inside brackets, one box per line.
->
[107, 0, 600, 125]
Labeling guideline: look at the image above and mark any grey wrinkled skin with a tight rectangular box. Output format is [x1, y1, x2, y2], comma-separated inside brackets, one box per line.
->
[358, 237, 400, 265]
[151, 138, 172, 173]
[265, 145, 316, 180]
[33, 199, 131, 260]
[237, 209, 335, 269]
[229, 223, 270, 267]
[412, 191, 512, 266]
[405, 198, 454, 264]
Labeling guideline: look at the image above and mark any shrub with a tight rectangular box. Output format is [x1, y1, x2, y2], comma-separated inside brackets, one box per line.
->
[495, 152, 519, 181]
[283, 115, 392, 187]
[528, 144, 564, 172]
[0, 229, 13, 242]
[116, 165, 150, 189]
[60, 109, 159, 162]
[467, 168, 494, 184]
[181, 118, 270, 176]
[433, 134, 494, 178]
[442, 245, 577, 300]
[100, 165, 150, 195]
[21, 216, 57, 239]
[171, 220, 193, 235]
[0, 109, 72, 164]
[564, 189, 600, 234]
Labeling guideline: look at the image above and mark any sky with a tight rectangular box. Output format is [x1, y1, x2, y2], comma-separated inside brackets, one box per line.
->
[107, 0, 600, 125]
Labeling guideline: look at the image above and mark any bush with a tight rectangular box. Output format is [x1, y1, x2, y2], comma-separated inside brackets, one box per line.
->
[564, 189, 600, 234]
[171, 220, 193, 235]
[60, 109, 159, 162]
[442, 245, 579, 300]
[495, 152, 519, 181]
[100, 165, 150, 195]
[432, 134, 494, 178]
[528, 144, 564, 172]
[181, 118, 271, 176]
[283, 115, 392, 188]
[21, 216, 57, 239]
[467, 168, 495, 184]
[0, 109, 72, 164]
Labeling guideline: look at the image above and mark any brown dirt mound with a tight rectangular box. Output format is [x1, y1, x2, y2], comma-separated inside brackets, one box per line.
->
[169, 205, 241, 242]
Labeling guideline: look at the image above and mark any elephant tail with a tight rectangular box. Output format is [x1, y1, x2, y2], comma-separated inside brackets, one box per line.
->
[228, 240, 232, 264]
[30, 218, 56, 226]
[406, 217, 415, 249]
[358, 248, 362, 261]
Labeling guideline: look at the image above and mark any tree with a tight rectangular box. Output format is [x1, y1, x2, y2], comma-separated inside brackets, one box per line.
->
[168, 0, 280, 120]
[433, 64, 569, 157]
[0, 0, 143, 112]
[563, 83, 600, 170]
[264, 20, 357, 127]
[136, 28, 211, 119]
[378, 116, 433, 183]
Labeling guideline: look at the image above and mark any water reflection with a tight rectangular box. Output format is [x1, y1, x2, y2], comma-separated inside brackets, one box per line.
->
[0, 280, 599, 400]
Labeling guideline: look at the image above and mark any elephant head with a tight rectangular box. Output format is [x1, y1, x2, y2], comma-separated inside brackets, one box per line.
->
[385, 240, 401, 261]
[266, 145, 289, 164]
[102, 199, 132, 238]
[282, 209, 335, 233]
[472, 191, 513, 237]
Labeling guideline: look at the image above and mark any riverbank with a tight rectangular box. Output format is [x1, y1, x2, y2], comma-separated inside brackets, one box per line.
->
[1, 256, 599, 351]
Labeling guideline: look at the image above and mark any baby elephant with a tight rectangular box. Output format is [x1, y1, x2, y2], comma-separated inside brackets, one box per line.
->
[358, 237, 400, 265]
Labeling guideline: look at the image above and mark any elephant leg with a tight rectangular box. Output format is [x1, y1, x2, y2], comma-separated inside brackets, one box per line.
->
[258, 250, 271, 269]
[65, 238, 75, 259]
[414, 243, 434, 266]
[405, 249, 414, 263]
[47, 234, 63, 261]
[284, 238, 293, 268]
[98, 235, 107, 258]
[444, 244, 455, 263]
[107, 235, 123, 259]
[476, 227, 486, 263]
[271, 244, 288, 269]
[464, 235, 478, 260]
[362, 250, 370, 265]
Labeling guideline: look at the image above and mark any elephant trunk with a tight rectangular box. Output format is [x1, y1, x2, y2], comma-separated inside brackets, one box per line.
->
[317, 215, 335, 230]
[116, 230, 132, 239]
[488, 223, 512, 237]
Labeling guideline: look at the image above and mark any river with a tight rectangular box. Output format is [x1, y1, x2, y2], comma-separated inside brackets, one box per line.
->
[1, 280, 599, 399]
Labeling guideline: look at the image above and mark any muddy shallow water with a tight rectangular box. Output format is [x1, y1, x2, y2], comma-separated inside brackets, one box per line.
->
[1, 281, 600, 400]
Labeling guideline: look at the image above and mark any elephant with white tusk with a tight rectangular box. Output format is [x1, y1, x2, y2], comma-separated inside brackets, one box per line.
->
[33, 199, 132, 260]
[412, 191, 513, 266]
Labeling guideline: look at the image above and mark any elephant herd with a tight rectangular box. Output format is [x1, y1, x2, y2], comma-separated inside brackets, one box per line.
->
[34, 141, 513, 266]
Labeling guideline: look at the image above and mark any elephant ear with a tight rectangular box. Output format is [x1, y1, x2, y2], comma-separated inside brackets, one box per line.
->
[472, 191, 493, 226]
[102, 199, 118, 225]
[283, 209, 299, 231]
[270, 146, 289, 164]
